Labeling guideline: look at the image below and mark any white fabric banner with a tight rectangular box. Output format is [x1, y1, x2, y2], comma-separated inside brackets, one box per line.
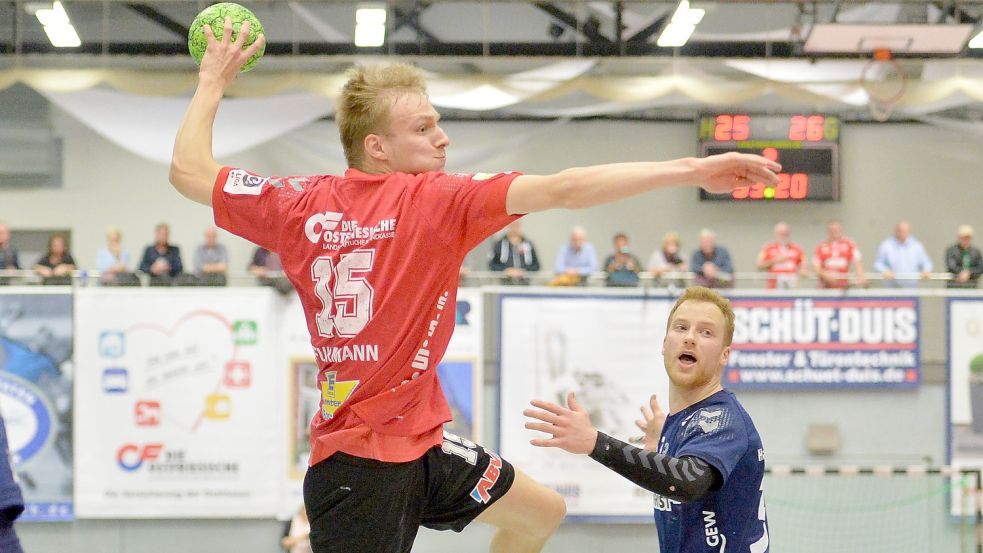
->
[74, 288, 283, 518]
[499, 292, 673, 520]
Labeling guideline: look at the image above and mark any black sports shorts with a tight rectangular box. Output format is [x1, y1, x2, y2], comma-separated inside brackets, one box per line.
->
[304, 431, 516, 553]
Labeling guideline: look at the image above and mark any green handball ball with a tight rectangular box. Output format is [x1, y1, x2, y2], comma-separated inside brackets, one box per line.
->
[188, 2, 265, 73]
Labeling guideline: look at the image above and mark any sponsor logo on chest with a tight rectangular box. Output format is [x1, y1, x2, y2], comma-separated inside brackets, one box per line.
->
[304, 211, 397, 249]
[703, 510, 727, 550]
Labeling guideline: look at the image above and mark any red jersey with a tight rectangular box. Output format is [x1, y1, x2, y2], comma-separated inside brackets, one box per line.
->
[212, 167, 520, 464]
[758, 241, 804, 289]
[813, 238, 861, 289]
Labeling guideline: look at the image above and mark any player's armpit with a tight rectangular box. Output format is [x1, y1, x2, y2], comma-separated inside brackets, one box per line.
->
[588, 432, 721, 502]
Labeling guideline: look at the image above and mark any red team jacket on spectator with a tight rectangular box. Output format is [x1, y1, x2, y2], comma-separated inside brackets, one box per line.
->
[212, 167, 519, 464]
[759, 242, 804, 289]
[814, 238, 861, 289]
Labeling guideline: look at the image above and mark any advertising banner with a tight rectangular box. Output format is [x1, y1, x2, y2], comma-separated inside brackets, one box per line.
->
[726, 297, 920, 389]
[947, 297, 983, 517]
[499, 293, 673, 520]
[0, 289, 74, 521]
[74, 288, 282, 517]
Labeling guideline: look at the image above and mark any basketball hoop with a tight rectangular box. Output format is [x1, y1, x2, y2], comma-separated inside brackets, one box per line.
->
[859, 48, 908, 122]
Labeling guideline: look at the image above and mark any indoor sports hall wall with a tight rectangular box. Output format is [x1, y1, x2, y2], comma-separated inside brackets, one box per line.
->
[0, 95, 980, 276]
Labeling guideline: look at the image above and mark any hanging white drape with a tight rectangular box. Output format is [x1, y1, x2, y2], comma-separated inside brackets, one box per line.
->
[7, 57, 983, 164]
[41, 88, 334, 164]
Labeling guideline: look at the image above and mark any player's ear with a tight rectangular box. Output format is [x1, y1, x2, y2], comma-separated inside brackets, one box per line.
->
[719, 345, 731, 368]
[364, 133, 387, 162]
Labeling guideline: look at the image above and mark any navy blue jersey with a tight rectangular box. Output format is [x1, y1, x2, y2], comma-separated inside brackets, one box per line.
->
[0, 413, 24, 553]
[654, 389, 768, 553]
[0, 414, 23, 518]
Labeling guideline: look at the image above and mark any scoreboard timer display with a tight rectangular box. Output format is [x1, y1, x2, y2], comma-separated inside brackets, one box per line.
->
[698, 114, 840, 201]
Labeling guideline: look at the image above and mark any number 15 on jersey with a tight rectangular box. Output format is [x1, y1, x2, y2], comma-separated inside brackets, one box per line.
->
[311, 250, 376, 338]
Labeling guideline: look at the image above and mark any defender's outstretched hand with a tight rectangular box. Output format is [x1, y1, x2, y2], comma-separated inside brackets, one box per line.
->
[199, 16, 265, 87]
[695, 152, 782, 194]
[633, 394, 667, 451]
[524, 392, 598, 455]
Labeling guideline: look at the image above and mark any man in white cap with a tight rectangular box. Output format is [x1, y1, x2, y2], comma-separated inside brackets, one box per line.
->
[946, 224, 983, 288]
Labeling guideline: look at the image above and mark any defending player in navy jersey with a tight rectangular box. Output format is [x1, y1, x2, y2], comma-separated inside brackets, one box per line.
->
[0, 412, 25, 553]
[525, 286, 768, 553]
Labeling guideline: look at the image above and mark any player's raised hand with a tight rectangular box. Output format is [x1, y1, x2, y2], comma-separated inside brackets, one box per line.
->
[695, 152, 781, 195]
[633, 394, 667, 451]
[199, 17, 265, 87]
[524, 392, 598, 455]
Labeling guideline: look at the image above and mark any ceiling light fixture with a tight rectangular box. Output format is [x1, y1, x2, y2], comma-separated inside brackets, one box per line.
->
[969, 29, 983, 49]
[34, 1, 81, 48]
[657, 0, 705, 48]
[354, 4, 387, 48]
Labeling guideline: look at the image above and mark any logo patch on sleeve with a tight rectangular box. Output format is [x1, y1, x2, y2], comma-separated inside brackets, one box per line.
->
[697, 409, 723, 433]
[224, 169, 267, 196]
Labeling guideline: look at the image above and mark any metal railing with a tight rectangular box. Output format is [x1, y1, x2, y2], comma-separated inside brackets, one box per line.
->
[0, 269, 973, 290]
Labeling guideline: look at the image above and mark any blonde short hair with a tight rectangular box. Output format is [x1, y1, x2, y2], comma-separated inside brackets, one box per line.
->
[667, 286, 735, 346]
[337, 63, 429, 169]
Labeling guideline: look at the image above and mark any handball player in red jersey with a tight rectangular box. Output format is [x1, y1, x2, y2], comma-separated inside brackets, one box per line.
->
[169, 19, 781, 553]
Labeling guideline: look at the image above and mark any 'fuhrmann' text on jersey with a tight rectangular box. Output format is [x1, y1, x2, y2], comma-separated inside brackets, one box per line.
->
[313, 344, 380, 363]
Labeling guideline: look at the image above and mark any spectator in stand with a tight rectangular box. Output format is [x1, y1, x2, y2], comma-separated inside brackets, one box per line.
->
[249, 246, 292, 294]
[193, 226, 229, 286]
[691, 229, 734, 288]
[648, 232, 688, 277]
[813, 220, 866, 289]
[756, 222, 806, 289]
[488, 221, 540, 285]
[139, 223, 184, 286]
[648, 231, 688, 288]
[95, 227, 135, 285]
[0, 223, 19, 271]
[946, 224, 983, 289]
[873, 220, 933, 288]
[0, 222, 20, 285]
[552, 226, 598, 286]
[603, 232, 642, 287]
[33, 233, 76, 285]
[249, 246, 281, 278]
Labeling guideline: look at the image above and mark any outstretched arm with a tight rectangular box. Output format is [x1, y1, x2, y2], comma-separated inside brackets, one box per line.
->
[524, 393, 720, 502]
[169, 17, 266, 206]
[591, 432, 720, 502]
[505, 153, 781, 215]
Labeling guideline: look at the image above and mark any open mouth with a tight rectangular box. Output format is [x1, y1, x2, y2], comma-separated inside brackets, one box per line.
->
[678, 352, 697, 366]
